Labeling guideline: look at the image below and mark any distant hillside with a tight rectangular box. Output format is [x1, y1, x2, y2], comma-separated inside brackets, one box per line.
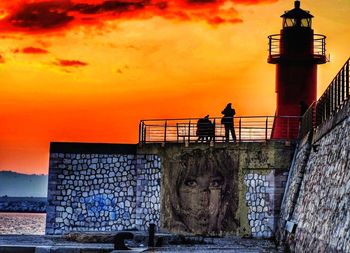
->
[0, 171, 48, 197]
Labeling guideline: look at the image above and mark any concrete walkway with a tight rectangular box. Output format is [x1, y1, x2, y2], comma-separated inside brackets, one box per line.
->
[0, 235, 284, 253]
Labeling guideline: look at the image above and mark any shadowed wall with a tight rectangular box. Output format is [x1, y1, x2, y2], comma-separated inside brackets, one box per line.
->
[140, 142, 294, 237]
[47, 141, 294, 237]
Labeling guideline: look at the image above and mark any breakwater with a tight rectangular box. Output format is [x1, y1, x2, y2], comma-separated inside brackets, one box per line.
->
[279, 100, 350, 252]
[0, 197, 46, 213]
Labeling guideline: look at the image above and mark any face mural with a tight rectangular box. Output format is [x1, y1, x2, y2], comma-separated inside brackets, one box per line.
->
[164, 149, 239, 235]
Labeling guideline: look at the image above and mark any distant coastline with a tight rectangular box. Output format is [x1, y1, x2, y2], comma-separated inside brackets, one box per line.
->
[0, 197, 46, 213]
[0, 171, 48, 198]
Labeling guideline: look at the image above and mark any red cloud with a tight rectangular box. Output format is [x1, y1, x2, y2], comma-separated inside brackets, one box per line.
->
[0, 0, 276, 34]
[234, 0, 277, 4]
[0, 54, 4, 63]
[15, 47, 49, 54]
[55, 59, 88, 67]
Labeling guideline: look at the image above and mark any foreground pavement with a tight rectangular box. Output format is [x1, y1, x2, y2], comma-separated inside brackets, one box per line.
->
[0, 235, 284, 253]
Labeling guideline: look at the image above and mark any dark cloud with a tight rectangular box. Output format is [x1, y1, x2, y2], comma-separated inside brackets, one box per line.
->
[71, 1, 147, 15]
[188, 0, 217, 3]
[0, 54, 5, 63]
[234, 0, 277, 4]
[7, 1, 74, 31]
[15, 47, 49, 54]
[208, 16, 242, 25]
[0, 0, 276, 33]
[55, 59, 88, 67]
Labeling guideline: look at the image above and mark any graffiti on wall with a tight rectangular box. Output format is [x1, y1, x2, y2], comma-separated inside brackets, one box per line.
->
[163, 148, 239, 235]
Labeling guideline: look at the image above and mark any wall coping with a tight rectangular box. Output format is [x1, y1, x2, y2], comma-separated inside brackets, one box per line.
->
[50, 142, 137, 154]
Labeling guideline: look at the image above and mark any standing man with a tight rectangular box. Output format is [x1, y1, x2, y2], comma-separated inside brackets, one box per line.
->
[221, 103, 236, 143]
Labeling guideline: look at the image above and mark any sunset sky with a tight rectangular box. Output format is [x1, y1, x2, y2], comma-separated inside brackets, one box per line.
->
[0, 0, 349, 174]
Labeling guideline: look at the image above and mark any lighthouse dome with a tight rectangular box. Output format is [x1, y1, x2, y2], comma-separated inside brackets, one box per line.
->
[281, 1, 313, 28]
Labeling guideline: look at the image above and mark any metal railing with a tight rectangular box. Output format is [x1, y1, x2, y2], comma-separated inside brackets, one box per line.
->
[299, 102, 316, 138]
[298, 57, 350, 139]
[316, 57, 350, 127]
[268, 33, 327, 61]
[139, 116, 301, 144]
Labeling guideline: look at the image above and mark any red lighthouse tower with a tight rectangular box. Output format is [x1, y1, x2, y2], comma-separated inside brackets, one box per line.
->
[268, 0, 327, 139]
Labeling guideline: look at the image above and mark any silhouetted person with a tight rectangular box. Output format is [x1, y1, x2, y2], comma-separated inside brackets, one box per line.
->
[221, 103, 236, 143]
[196, 115, 214, 143]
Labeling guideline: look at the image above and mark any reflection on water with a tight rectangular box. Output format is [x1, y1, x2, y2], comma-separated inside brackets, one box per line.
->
[0, 212, 46, 235]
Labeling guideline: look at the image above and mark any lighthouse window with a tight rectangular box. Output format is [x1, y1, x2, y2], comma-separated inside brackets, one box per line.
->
[283, 18, 311, 28]
[301, 18, 312, 27]
[283, 18, 295, 27]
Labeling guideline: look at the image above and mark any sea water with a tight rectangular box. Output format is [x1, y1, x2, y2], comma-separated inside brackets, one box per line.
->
[0, 212, 46, 235]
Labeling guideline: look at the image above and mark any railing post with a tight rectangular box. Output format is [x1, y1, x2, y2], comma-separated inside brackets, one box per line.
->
[164, 120, 167, 145]
[327, 89, 330, 121]
[323, 37, 325, 56]
[139, 121, 142, 144]
[213, 119, 216, 143]
[322, 37, 324, 55]
[330, 84, 333, 115]
[188, 120, 191, 143]
[337, 75, 341, 108]
[334, 80, 337, 112]
[315, 102, 318, 128]
[143, 125, 147, 144]
[239, 118, 242, 143]
[139, 121, 146, 144]
[265, 117, 268, 141]
[311, 103, 314, 130]
[342, 69, 345, 102]
[346, 61, 349, 97]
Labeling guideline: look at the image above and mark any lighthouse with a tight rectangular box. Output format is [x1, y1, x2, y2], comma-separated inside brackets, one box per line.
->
[268, 0, 327, 139]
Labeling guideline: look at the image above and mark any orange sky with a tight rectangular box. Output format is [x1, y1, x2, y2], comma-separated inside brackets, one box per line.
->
[0, 0, 349, 174]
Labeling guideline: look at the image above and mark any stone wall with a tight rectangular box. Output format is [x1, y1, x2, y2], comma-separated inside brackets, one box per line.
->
[47, 141, 294, 238]
[135, 155, 161, 230]
[277, 135, 311, 241]
[280, 101, 350, 252]
[244, 170, 288, 238]
[140, 142, 294, 238]
[46, 143, 160, 235]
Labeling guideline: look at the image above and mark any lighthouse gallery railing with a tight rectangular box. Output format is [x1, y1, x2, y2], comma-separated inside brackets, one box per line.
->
[268, 34, 327, 61]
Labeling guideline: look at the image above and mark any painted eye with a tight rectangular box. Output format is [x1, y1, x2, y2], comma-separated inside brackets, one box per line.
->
[210, 180, 222, 187]
[185, 180, 197, 187]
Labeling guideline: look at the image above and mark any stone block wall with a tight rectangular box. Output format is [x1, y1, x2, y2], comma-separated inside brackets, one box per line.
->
[244, 170, 288, 238]
[277, 136, 311, 241]
[47, 141, 294, 238]
[141, 142, 294, 238]
[280, 101, 350, 252]
[46, 143, 160, 235]
[135, 155, 161, 230]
